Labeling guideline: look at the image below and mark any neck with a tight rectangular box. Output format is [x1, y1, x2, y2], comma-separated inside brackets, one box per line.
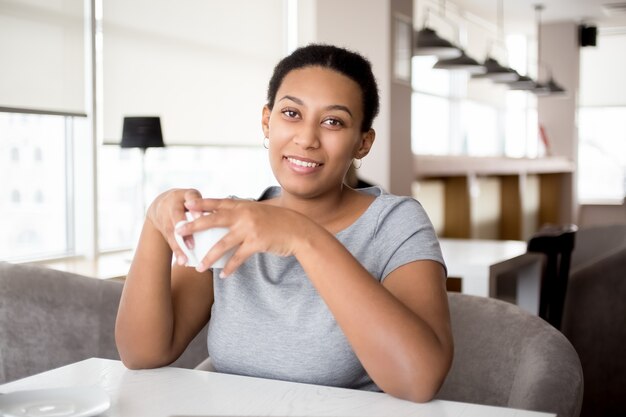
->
[276, 185, 356, 226]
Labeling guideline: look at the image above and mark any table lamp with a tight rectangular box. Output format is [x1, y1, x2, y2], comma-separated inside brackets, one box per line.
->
[121, 116, 165, 215]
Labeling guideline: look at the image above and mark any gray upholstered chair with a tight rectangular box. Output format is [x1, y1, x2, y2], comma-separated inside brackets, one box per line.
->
[0, 261, 208, 384]
[562, 224, 626, 417]
[569, 224, 626, 273]
[436, 293, 583, 417]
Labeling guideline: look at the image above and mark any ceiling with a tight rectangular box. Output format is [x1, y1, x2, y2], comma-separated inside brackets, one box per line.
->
[451, 0, 626, 34]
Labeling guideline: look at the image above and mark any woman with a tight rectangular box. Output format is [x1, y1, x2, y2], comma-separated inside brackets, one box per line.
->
[115, 44, 453, 402]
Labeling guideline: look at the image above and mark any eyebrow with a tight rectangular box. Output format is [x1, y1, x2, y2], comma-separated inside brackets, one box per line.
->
[278, 95, 353, 118]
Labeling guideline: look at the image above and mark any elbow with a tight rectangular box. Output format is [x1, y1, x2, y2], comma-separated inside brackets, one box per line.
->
[119, 356, 148, 371]
[389, 346, 454, 403]
[396, 380, 442, 403]
[115, 328, 175, 370]
[117, 349, 174, 370]
[389, 374, 445, 403]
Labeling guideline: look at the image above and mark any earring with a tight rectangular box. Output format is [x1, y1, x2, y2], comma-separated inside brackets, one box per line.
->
[353, 158, 362, 169]
[263, 137, 269, 149]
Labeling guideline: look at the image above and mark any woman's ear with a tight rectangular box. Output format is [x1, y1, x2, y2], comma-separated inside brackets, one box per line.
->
[354, 129, 376, 159]
[261, 106, 271, 138]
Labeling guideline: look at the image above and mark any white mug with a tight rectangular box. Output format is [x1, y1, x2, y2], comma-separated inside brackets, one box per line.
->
[174, 211, 235, 269]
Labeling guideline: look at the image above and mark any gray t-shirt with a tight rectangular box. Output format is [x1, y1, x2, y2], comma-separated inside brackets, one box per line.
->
[207, 186, 445, 391]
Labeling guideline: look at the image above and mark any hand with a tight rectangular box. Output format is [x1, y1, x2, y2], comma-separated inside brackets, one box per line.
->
[176, 197, 314, 276]
[146, 188, 203, 266]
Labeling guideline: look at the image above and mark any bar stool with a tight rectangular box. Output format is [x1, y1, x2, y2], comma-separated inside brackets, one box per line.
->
[527, 224, 578, 329]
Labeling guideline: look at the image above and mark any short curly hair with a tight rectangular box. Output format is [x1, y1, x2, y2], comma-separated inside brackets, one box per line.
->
[266, 44, 380, 133]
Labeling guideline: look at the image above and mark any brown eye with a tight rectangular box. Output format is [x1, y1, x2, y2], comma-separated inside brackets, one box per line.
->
[282, 109, 299, 119]
[322, 118, 343, 128]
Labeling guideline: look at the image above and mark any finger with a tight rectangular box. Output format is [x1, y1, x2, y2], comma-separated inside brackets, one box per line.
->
[183, 189, 203, 201]
[168, 218, 193, 264]
[218, 244, 256, 278]
[175, 210, 232, 235]
[167, 235, 188, 266]
[184, 197, 238, 213]
[195, 233, 241, 273]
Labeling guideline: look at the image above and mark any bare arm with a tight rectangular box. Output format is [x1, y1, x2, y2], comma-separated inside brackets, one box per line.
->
[294, 228, 452, 402]
[178, 197, 453, 402]
[115, 189, 213, 369]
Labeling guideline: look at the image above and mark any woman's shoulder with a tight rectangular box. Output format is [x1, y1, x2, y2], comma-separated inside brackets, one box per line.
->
[359, 187, 426, 215]
[346, 187, 432, 237]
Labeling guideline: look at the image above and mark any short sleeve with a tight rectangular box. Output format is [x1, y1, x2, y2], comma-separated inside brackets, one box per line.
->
[373, 197, 446, 281]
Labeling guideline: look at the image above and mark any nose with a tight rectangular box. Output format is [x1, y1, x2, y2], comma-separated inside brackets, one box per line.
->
[293, 121, 320, 149]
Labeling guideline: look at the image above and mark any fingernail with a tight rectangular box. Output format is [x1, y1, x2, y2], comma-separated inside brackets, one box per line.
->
[185, 200, 196, 208]
[219, 271, 227, 279]
[177, 256, 186, 266]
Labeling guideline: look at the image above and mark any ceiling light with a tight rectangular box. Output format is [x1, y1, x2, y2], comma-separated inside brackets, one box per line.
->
[472, 57, 518, 82]
[534, 77, 566, 95]
[507, 74, 537, 90]
[414, 27, 462, 59]
[434, 50, 486, 74]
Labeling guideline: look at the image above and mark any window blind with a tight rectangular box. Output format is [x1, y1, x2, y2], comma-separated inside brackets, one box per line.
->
[0, 0, 85, 114]
[102, 0, 284, 145]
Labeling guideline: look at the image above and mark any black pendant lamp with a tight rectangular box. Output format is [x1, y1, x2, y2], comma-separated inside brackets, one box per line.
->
[434, 50, 486, 74]
[473, 0, 517, 82]
[506, 73, 538, 90]
[414, 27, 462, 59]
[534, 77, 566, 95]
[472, 57, 518, 81]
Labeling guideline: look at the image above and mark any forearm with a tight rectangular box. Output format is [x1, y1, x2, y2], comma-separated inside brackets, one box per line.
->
[294, 224, 451, 402]
[115, 218, 178, 368]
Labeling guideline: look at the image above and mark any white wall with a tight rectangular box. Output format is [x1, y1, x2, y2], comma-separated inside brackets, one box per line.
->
[537, 21, 580, 223]
[305, 0, 392, 191]
[298, 0, 414, 195]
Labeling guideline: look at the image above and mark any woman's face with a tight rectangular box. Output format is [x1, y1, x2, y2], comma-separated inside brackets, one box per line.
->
[262, 66, 374, 199]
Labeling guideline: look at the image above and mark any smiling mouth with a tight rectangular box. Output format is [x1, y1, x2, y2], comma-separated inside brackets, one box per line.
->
[285, 156, 322, 168]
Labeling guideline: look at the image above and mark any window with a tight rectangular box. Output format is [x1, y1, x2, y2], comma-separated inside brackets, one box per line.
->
[578, 107, 626, 202]
[578, 31, 626, 202]
[410, 26, 539, 159]
[411, 92, 451, 155]
[0, 111, 86, 261]
[1, 1, 288, 261]
[97, 145, 277, 251]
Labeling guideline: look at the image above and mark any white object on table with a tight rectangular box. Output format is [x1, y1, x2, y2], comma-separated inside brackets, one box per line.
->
[0, 358, 555, 417]
[0, 386, 109, 417]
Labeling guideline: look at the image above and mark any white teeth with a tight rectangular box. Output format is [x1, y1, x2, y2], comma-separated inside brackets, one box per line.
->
[287, 157, 320, 168]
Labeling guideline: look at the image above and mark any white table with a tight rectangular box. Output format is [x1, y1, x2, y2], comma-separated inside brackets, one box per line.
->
[439, 238, 543, 313]
[0, 358, 553, 417]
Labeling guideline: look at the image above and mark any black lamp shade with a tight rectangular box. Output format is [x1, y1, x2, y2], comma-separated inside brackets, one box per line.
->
[506, 74, 537, 90]
[471, 57, 518, 82]
[433, 50, 486, 74]
[414, 28, 462, 59]
[533, 77, 566, 96]
[121, 117, 165, 149]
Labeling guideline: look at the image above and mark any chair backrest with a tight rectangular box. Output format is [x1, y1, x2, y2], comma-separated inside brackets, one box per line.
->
[0, 261, 208, 384]
[570, 224, 626, 272]
[562, 231, 626, 417]
[527, 224, 578, 329]
[437, 293, 583, 417]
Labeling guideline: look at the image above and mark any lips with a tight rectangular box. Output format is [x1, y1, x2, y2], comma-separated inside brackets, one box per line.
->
[285, 156, 323, 168]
